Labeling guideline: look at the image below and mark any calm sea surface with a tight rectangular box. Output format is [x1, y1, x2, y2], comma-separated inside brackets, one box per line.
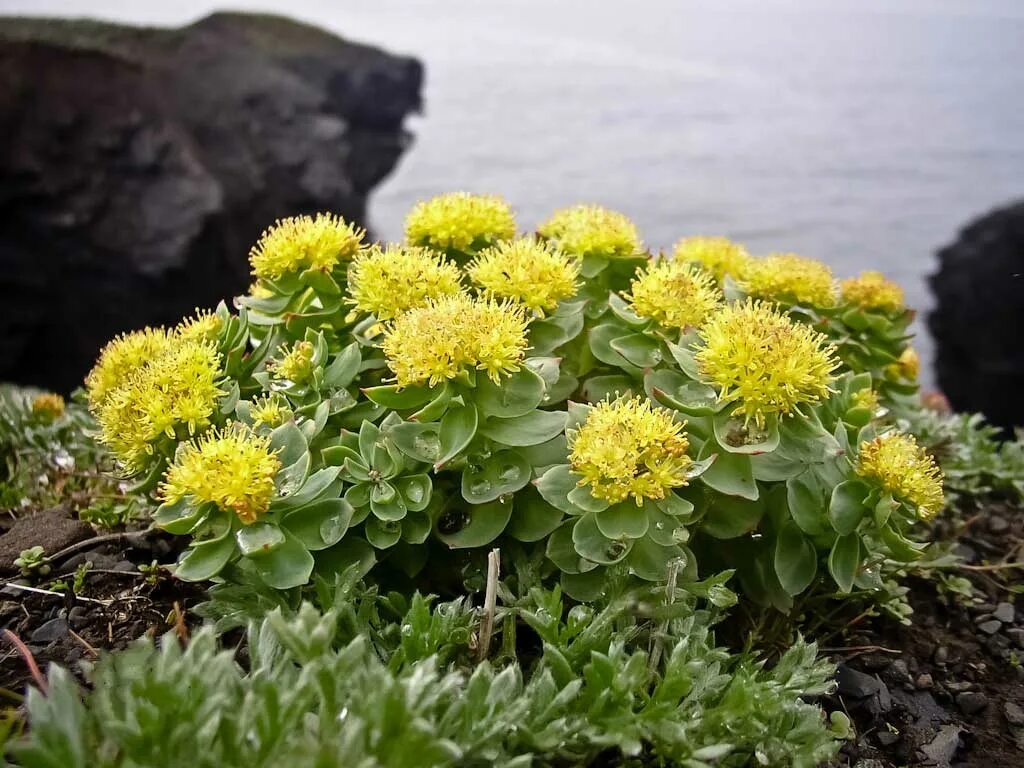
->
[5, 0, 1024, 383]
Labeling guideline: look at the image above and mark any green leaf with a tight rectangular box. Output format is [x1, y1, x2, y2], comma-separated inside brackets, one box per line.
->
[528, 311, 584, 355]
[370, 482, 407, 521]
[313, 536, 376, 580]
[153, 498, 205, 535]
[645, 369, 721, 416]
[546, 521, 597, 574]
[786, 473, 828, 536]
[698, 448, 758, 500]
[436, 500, 512, 549]
[175, 532, 236, 582]
[364, 517, 403, 549]
[713, 411, 780, 455]
[410, 383, 454, 423]
[581, 375, 635, 404]
[609, 333, 662, 368]
[251, 532, 315, 589]
[572, 512, 632, 565]
[323, 342, 361, 388]
[828, 534, 861, 593]
[270, 420, 308, 467]
[461, 450, 532, 504]
[361, 384, 434, 410]
[628, 538, 685, 581]
[396, 474, 432, 512]
[534, 464, 580, 514]
[235, 523, 286, 557]
[829, 479, 871, 536]
[506, 487, 564, 542]
[595, 502, 649, 539]
[589, 324, 642, 371]
[436, 405, 479, 467]
[607, 292, 649, 326]
[321, 444, 363, 468]
[666, 340, 702, 380]
[387, 421, 442, 464]
[476, 366, 546, 418]
[283, 498, 354, 550]
[480, 410, 566, 447]
[701, 494, 764, 539]
[773, 522, 818, 596]
[274, 468, 342, 511]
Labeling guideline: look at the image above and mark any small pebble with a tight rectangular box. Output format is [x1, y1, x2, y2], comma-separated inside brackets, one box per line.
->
[68, 605, 90, 629]
[1006, 702, 1024, 727]
[935, 646, 950, 664]
[979, 619, 1003, 635]
[876, 730, 900, 747]
[946, 681, 975, 693]
[956, 691, 989, 715]
[994, 602, 1016, 624]
[916, 673, 934, 689]
[1007, 628, 1024, 648]
[988, 515, 1009, 534]
[30, 617, 69, 644]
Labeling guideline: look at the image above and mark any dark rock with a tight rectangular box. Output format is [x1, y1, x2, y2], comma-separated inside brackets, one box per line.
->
[0, 507, 92, 573]
[994, 602, 1016, 623]
[989, 515, 1010, 534]
[1005, 701, 1024, 727]
[67, 605, 89, 629]
[979, 619, 1003, 635]
[0, 13, 421, 393]
[836, 664, 884, 698]
[916, 673, 934, 690]
[1007, 628, 1024, 648]
[968, 602, 997, 615]
[934, 646, 950, 665]
[956, 691, 988, 715]
[953, 544, 978, 564]
[887, 659, 911, 684]
[919, 724, 962, 767]
[30, 617, 69, 644]
[929, 200, 1024, 432]
[876, 729, 900, 747]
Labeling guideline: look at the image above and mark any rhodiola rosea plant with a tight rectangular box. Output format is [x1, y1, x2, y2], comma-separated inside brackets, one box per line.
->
[84, 192, 942, 611]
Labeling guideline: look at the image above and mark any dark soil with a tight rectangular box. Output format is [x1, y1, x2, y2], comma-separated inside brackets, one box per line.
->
[826, 503, 1024, 768]
[1, 505, 1023, 767]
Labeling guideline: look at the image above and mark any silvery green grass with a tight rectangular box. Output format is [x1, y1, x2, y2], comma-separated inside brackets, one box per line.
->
[8, 191, 999, 766]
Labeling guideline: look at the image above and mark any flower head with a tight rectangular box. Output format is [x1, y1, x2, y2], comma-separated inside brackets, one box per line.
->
[741, 253, 838, 307]
[249, 394, 290, 428]
[673, 236, 752, 283]
[382, 294, 529, 387]
[840, 270, 905, 314]
[95, 338, 223, 471]
[851, 387, 880, 413]
[538, 204, 642, 260]
[249, 213, 365, 281]
[160, 425, 281, 525]
[887, 346, 919, 381]
[85, 327, 174, 408]
[32, 393, 65, 422]
[270, 341, 316, 385]
[405, 192, 516, 253]
[695, 299, 839, 427]
[856, 433, 944, 520]
[467, 237, 579, 314]
[176, 308, 223, 344]
[569, 397, 691, 505]
[627, 259, 723, 330]
[347, 244, 463, 321]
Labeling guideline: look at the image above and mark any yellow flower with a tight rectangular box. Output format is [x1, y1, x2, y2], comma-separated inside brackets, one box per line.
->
[347, 244, 463, 321]
[887, 346, 919, 381]
[569, 396, 692, 505]
[405, 192, 516, 253]
[538, 204, 642, 260]
[695, 299, 839, 427]
[249, 394, 290, 428]
[85, 327, 175, 408]
[94, 338, 223, 471]
[32, 393, 65, 421]
[856, 433, 944, 520]
[160, 425, 281, 525]
[270, 341, 316, 385]
[673, 236, 752, 283]
[382, 294, 529, 387]
[176, 308, 223, 344]
[741, 253, 838, 307]
[626, 259, 723, 330]
[840, 270, 905, 314]
[851, 388, 880, 413]
[248, 281, 273, 299]
[467, 237, 579, 315]
[249, 213, 366, 281]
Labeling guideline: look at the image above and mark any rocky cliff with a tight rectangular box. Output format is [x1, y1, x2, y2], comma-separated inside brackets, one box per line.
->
[0, 12, 422, 393]
[930, 200, 1024, 432]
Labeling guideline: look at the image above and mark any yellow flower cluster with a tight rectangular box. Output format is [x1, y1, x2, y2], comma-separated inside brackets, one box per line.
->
[31, 393, 65, 421]
[673, 236, 752, 283]
[887, 346, 919, 381]
[627, 259, 722, 330]
[840, 270, 905, 314]
[467, 237, 579, 315]
[160, 426, 281, 525]
[176, 308, 223, 344]
[538, 204, 642, 260]
[856, 433, 944, 520]
[347, 244, 463, 322]
[851, 388, 880, 413]
[85, 327, 174, 408]
[94, 337, 223, 471]
[404, 192, 516, 253]
[249, 213, 366, 281]
[270, 341, 315, 385]
[741, 253, 838, 307]
[249, 393, 290, 428]
[695, 300, 839, 427]
[569, 397, 692, 505]
[382, 294, 529, 387]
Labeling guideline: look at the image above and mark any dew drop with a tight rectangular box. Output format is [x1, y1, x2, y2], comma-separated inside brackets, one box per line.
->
[498, 464, 521, 483]
[413, 434, 441, 461]
[438, 509, 471, 534]
[468, 478, 492, 497]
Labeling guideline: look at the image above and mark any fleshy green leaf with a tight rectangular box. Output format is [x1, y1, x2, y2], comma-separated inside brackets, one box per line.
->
[773, 522, 818, 596]
[480, 410, 567, 447]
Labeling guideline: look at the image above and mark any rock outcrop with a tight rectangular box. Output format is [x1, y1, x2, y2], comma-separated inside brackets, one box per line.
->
[929, 200, 1024, 432]
[0, 13, 422, 393]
